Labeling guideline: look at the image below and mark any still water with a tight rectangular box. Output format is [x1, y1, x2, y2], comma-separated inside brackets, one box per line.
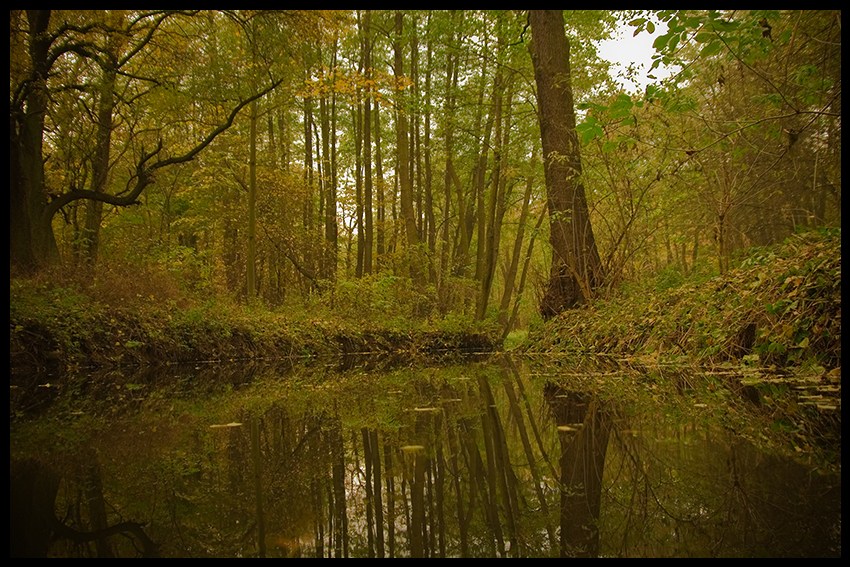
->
[9, 354, 841, 558]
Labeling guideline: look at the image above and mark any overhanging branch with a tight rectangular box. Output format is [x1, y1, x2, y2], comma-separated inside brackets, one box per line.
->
[43, 77, 284, 220]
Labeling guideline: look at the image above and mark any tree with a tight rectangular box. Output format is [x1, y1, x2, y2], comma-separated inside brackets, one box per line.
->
[9, 10, 285, 273]
[528, 10, 605, 318]
[393, 11, 426, 288]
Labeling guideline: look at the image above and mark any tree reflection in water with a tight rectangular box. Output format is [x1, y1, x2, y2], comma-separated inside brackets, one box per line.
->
[9, 356, 841, 558]
[543, 384, 612, 557]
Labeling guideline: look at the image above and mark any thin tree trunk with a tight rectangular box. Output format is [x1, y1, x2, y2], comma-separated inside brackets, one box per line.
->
[374, 101, 386, 264]
[473, 71, 496, 284]
[320, 60, 336, 281]
[476, 31, 510, 320]
[439, 21, 459, 291]
[329, 46, 339, 279]
[362, 10, 374, 275]
[394, 11, 424, 287]
[410, 15, 423, 240]
[423, 22, 437, 284]
[354, 101, 364, 278]
[303, 94, 315, 289]
[247, 98, 258, 303]
[267, 113, 277, 169]
[499, 153, 535, 330]
[81, 36, 119, 266]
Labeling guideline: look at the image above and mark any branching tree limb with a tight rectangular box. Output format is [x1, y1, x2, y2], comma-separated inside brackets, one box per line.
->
[43, 76, 285, 219]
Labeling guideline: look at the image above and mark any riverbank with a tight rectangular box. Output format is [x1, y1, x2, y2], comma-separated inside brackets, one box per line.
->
[520, 228, 841, 471]
[10, 281, 499, 374]
[524, 228, 841, 370]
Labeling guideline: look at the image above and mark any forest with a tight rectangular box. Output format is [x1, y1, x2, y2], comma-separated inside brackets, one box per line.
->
[8, 9, 842, 559]
[10, 9, 841, 347]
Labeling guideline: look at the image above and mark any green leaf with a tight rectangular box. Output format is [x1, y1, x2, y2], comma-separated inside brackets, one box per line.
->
[576, 121, 604, 145]
[609, 94, 634, 119]
[646, 21, 655, 34]
[694, 31, 715, 43]
[700, 41, 723, 57]
[667, 33, 681, 52]
[711, 19, 739, 32]
[653, 34, 670, 50]
[628, 18, 646, 27]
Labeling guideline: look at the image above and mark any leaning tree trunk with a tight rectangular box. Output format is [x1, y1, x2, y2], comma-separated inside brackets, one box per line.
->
[528, 10, 604, 319]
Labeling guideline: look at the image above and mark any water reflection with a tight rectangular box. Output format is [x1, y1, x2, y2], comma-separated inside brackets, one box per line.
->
[9, 355, 841, 558]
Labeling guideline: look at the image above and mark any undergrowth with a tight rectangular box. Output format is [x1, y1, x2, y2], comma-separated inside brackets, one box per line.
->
[527, 227, 841, 370]
[9, 263, 499, 372]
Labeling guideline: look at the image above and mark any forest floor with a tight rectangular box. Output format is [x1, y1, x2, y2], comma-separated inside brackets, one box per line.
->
[520, 227, 841, 472]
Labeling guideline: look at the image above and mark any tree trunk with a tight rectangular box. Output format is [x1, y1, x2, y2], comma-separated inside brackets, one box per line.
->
[81, 42, 119, 266]
[529, 10, 604, 319]
[438, 20, 460, 290]
[303, 94, 315, 289]
[354, 100, 364, 278]
[473, 59, 496, 285]
[423, 24, 437, 284]
[374, 99, 386, 265]
[362, 10, 374, 275]
[394, 11, 425, 288]
[10, 10, 59, 272]
[499, 151, 536, 329]
[247, 98, 259, 303]
[329, 48, 339, 279]
[477, 30, 511, 320]
[320, 77, 334, 281]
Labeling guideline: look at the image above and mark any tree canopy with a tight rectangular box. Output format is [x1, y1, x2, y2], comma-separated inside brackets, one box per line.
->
[10, 9, 841, 330]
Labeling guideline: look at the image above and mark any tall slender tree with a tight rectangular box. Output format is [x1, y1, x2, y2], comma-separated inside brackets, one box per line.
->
[393, 11, 425, 287]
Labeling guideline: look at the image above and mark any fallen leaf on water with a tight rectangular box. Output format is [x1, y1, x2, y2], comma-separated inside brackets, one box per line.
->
[210, 422, 243, 429]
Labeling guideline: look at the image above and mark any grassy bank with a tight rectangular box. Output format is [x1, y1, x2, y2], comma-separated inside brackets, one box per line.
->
[10, 274, 500, 374]
[525, 228, 841, 371]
